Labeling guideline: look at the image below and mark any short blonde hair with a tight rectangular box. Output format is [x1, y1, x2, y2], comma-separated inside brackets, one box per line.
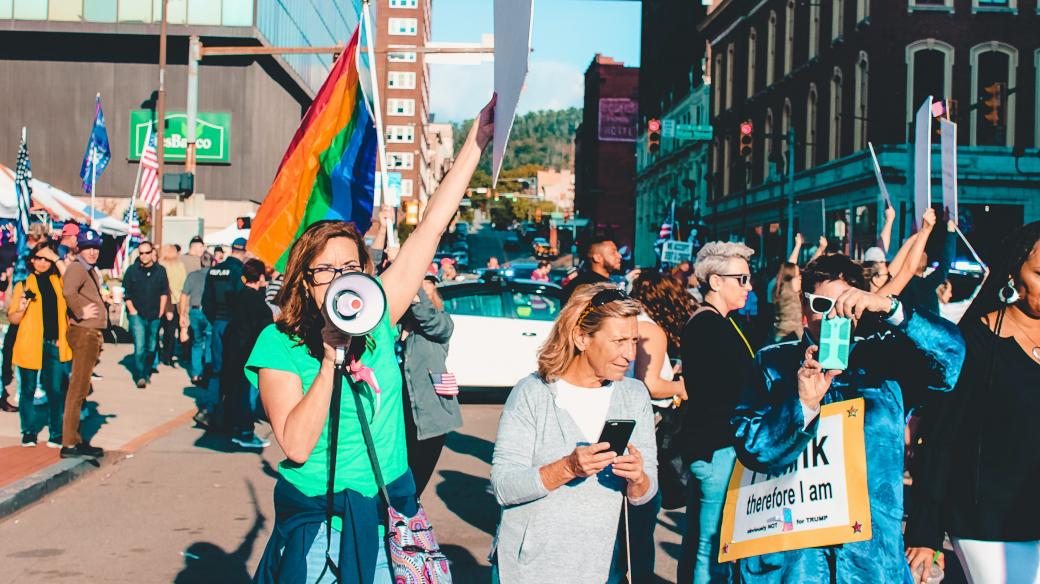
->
[537, 283, 641, 382]
[694, 241, 754, 292]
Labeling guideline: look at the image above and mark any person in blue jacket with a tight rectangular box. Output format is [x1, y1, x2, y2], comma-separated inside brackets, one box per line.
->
[731, 253, 965, 583]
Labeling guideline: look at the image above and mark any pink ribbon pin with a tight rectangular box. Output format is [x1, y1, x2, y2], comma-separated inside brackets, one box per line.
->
[348, 358, 382, 413]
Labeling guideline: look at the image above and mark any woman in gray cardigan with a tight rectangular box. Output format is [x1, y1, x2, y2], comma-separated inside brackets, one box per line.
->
[402, 274, 462, 495]
[491, 283, 658, 583]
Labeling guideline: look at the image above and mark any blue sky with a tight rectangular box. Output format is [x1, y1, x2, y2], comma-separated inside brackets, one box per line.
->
[428, 0, 641, 122]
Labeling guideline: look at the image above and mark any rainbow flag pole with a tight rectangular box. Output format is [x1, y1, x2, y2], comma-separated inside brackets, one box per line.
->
[361, 0, 398, 247]
[247, 19, 379, 271]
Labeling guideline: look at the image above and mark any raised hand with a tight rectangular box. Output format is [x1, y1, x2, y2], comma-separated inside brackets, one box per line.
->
[832, 287, 893, 321]
[921, 207, 936, 230]
[474, 93, 497, 151]
[798, 345, 840, 409]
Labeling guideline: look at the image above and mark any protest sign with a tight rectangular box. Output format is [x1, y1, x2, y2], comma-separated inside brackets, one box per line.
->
[940, 118, 958, 224]
[797, 199, 825, 244]
[718, 398, 871, 562]
[866, 142, 891, 209]
[914, 98, 932, 230]
[492, 0, 534, 186]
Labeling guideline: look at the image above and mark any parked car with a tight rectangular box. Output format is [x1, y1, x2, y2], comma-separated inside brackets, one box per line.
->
[532, 237, 557, 259]
[503, 262, 538, 280]
[439, 274, 563, 389]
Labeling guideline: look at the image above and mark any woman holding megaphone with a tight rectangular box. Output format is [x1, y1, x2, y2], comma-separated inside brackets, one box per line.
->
[248, 95, 495, 584]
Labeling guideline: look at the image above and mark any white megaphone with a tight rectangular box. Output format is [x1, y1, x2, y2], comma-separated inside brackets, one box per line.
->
[324, 272, 386, 337]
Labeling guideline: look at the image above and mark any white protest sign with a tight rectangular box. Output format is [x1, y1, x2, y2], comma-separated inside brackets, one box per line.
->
[940, 118, 958, 225]
[914, 97, 933, 230]
[866, 142, 892, 209]
[492, 0, 534, 186]
[719, 399, 872, 562]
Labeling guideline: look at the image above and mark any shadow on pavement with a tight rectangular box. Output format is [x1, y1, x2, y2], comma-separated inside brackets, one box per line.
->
[435, 470, 498, 536]
[441, 544, 491, 581]
[444, 431, 494, 465]
[458, 388, 510, 405]
[174, 480, 266, 584]
[79, 400, 115, 443]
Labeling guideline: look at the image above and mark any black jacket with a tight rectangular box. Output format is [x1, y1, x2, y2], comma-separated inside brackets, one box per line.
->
[122, 261, 169, 320]
[202, 256, 243, 322]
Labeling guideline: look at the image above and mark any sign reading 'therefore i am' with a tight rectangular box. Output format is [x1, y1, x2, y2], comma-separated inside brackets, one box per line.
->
[718, 398, 872, 562]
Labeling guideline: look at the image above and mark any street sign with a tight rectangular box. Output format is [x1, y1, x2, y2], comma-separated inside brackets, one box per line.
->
[662, 119, 676, 139]
[661, 240, 694, 265]
[130, 110, 231, 163]
[675, 124, 713, 142]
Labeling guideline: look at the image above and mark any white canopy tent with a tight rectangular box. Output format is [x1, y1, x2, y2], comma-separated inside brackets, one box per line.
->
[204, 219, 251, 247]
[0, 163, 131, 236]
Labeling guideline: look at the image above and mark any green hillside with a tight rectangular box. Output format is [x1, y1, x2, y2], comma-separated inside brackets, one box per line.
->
[454, 107, 582, 184]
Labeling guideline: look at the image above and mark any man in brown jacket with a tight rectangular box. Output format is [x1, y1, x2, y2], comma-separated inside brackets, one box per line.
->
[60, 229, 106, 459]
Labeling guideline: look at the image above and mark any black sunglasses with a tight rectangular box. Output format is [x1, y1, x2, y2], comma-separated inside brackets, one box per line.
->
[718, 273, 752, 287]
[577, 288, 629, 325]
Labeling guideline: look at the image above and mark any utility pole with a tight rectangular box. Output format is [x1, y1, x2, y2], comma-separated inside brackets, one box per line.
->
[154, 0, 168, 246]
[785, 127, 796, 252]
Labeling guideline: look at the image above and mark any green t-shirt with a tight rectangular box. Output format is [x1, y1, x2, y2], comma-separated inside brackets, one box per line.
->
[245, 303, 408, 503]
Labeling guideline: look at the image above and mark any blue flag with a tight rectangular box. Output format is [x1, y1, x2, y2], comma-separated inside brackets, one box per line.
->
[13, 134, 33, 285]
[80, 94, 111, 193]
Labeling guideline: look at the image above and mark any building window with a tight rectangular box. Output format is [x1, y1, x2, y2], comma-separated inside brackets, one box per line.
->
[832, 0, 844, 41]
[400, 179, 414, 197]
[806, 84, 818, 169]
[747, 29, 757, 98]
[854, 52, 869, 151]
[386, 125, 415, 143]
[389, 0, 418, 7]
[973, 0, 1016, 12]
[725, 44, 735, 110]
[905, 39, 954, 139]
[856, 0, 869, 21]
[714, 53, 723, 116]
[808, 2, 821, 59]
[830, 68, 843, 160]
[388, 50, 417, 62]
[908, 0, 954, 12]
[767, 12, 777, 86]
[723, 137, 732, 195]
[764, 108, 774, 180]
[970, 42, 1018, 146]
[785, 0, 795, 75]
[387, 98, 415, 116]
[388, 152, 415, 170]
[388, 71, 416, 89]
[782, 98, 792, 139]
[389, 17, 417, 35]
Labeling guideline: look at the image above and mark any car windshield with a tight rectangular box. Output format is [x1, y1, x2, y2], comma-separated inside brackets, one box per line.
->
[510, 291, 560, 321]
[441, 288, 505, 318]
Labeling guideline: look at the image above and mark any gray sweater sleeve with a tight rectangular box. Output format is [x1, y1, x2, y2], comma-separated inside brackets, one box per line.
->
[491, 381, 551, 507]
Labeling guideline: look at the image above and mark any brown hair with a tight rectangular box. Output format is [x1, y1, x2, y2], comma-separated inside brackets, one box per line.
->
[275, 221, 373, 359]
[537, 283, 641, 382]
[773, 262, 800, 303]
[630, 269, 696, 355]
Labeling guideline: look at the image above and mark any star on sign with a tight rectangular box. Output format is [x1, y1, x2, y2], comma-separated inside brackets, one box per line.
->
[852, 521, 863, 533]
[846, 405, 859, 418]
[722, 543, 729, 554]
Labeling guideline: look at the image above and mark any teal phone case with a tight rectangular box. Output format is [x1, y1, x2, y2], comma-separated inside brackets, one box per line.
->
[818, 316, 851, 370]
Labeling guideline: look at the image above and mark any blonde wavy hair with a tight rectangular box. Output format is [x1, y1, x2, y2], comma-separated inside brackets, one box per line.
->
[537, 283, 642, 382]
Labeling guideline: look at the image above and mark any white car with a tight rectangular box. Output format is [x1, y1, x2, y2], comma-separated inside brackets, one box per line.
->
[440, 275, 563, 389]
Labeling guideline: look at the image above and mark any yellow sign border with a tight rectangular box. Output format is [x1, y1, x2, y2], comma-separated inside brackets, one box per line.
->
[718, 398, 872, 562]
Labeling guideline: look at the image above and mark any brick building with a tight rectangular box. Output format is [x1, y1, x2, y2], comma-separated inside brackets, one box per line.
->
[699, 0, 1040, 267]
[574, 54, 640, 253]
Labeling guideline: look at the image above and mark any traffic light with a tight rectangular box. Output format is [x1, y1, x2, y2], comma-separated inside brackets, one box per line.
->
[647, 118, 661, 154]
[739, 120, 753, 161]
[982, 82, 1006, 127]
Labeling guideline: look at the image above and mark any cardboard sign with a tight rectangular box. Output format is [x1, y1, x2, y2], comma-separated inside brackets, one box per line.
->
[661, 240, 693, 265]
[940, 118, 958, 224]
[718, 398, 872, 562]
[913, 98, 933, 230]
[797, 200, 826, 244]
[492, 0, 534, 185]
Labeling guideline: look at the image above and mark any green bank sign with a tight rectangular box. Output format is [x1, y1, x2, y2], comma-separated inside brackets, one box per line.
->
[129, 110, 231, 164]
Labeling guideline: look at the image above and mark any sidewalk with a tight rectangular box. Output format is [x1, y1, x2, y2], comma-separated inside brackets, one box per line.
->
[0, 341, 199, 518]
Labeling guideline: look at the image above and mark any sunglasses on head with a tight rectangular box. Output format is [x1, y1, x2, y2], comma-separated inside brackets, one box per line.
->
[803, 292, 836, 315]
[577, 288, 629, 326]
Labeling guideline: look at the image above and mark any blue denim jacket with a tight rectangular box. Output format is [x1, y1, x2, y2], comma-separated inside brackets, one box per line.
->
[731, 306, 965, 584]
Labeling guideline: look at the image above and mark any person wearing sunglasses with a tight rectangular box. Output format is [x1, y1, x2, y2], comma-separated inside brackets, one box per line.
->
[491, 283, 657, 583]
[8, 242, 73, 447]
[676, 241, 756, 584]
[731, 253, 965, 583]
[122, 241, 170, 389]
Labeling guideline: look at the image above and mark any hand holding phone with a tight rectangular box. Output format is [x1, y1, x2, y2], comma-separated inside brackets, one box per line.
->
[597, 419, 636, 457]
[818, 316, 851, 371]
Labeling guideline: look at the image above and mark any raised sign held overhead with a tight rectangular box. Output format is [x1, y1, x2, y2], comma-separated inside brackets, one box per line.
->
[492, 0, 534, 186]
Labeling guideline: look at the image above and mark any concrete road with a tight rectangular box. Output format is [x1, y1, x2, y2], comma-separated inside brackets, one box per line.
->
[0, 401, 683, 583]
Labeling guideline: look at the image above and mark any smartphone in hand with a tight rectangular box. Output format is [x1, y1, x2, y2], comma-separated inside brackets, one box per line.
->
[597, 419, 636, 457]
[818, 316, 851, 370]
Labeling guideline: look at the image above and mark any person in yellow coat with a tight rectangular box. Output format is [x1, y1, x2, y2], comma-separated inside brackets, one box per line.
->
[8, 242, 74, 447]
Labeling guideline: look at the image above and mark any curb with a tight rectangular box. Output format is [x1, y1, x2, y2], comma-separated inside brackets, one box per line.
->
[0, 457, 100, 520]
[0, 408, 196, 521]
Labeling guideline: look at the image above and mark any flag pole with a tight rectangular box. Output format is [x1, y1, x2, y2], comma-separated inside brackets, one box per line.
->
[361, 0, 398, 248]
[90, 148, 97, 228]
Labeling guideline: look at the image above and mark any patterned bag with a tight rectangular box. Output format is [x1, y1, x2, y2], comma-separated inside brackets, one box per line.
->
[338, 366, 453, 584]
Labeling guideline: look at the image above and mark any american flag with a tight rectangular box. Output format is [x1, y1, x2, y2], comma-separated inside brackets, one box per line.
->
[13, 133, 33, 285]
[430, 371, 459, 397]
[137, 130, 161, 208]
[111, 205, 141, 279]
[658, 221, 672, 240]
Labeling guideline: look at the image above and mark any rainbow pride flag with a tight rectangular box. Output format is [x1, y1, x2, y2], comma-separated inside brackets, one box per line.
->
[248, 26, 377, 271]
